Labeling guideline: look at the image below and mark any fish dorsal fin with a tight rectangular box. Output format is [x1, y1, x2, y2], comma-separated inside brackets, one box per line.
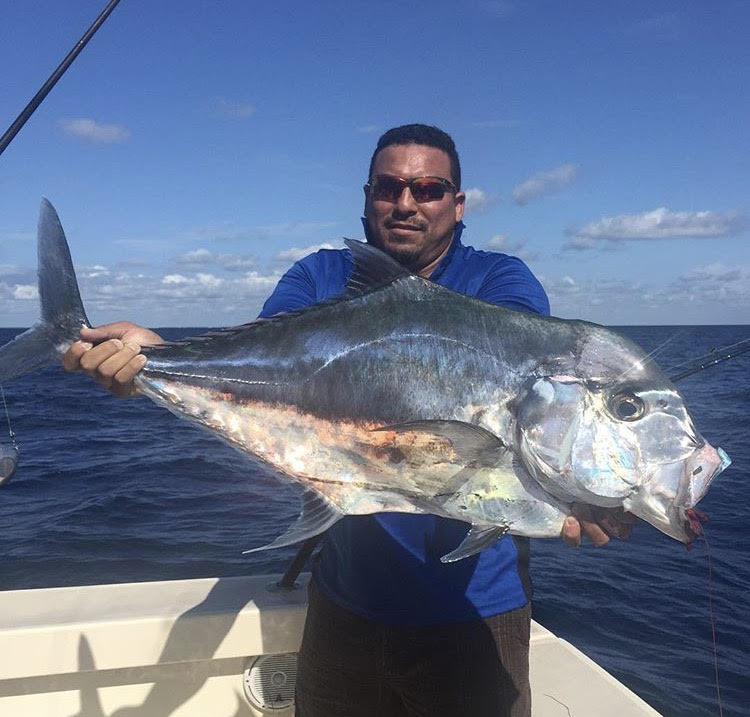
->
[242, 489, 342, 554]
[440, 524, 509, 563]
[343, 239, 413, 298]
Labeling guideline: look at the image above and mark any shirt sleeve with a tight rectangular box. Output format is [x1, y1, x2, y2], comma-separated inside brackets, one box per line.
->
[477, 255, 550, 316]
[258, 258, 318, 318]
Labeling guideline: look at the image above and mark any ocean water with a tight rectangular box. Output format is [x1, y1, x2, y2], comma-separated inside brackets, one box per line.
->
[0, 324, 747, 717]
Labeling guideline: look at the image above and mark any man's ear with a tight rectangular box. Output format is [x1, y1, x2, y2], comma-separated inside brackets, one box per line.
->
[454, 191, 465, 222]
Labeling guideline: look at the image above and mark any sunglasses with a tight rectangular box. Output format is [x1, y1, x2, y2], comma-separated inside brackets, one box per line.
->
[366, 174, 458, 203]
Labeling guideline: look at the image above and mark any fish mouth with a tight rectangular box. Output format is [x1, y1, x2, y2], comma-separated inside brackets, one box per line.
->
[672, 446, 730, 544]
[628, 445, 730, 544]
[676, 444, 731, 509]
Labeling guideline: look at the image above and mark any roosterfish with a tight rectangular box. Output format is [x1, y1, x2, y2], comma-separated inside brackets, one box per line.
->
[0, 200, 730, 561]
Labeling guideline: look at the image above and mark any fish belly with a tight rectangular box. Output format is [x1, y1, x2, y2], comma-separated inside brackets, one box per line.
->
[136, 375, 569, 537]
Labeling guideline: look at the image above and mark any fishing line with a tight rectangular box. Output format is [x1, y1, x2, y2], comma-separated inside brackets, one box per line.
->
[669, 338, 750, 383]
[616, 328, 689, 383]
[0, 384, 20, 485]
[701, 528, 724, 717]
[1, 385, 17, 446]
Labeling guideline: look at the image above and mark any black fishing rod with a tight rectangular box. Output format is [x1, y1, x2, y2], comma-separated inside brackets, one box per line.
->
[670, 338, 750, 382]
[0, 0, 122, 157]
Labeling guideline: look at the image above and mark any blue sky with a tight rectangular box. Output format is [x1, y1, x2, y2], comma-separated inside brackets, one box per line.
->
[1, 0, 748, 327]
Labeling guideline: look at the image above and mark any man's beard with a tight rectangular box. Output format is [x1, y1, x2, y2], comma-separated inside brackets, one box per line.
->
[365, 229, 424, 270]
[379, 242, 423, 270]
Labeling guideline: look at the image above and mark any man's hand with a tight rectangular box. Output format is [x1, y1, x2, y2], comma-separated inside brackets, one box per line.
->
[62, 322, 164, 398]
[561, 505, 636, 547]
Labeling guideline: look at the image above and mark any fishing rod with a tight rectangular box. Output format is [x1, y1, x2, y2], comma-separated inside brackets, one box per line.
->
[670, 338, 750, 382]
[0, 0, 122, 484]
[0, 0, 122, 157]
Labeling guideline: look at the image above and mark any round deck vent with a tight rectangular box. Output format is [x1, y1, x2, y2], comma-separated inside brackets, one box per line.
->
[243, 653, 297, 712]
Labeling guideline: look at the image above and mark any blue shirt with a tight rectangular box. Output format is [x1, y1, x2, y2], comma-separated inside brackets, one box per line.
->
[260, 226, 550, 625]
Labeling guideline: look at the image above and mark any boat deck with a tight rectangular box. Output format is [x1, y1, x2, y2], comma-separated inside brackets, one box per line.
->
[0, 574, 660, 716]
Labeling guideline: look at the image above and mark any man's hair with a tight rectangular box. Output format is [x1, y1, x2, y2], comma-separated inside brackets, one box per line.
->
[368, 124, 461, 189]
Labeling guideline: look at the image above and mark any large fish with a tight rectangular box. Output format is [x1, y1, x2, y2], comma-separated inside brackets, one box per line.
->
[0, 200, 730, 561]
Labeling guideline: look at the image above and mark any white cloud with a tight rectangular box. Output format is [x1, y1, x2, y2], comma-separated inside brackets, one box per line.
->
[177, 248, 256, 271]
[2, 255, 287, 327]
[486, 234, 512, 251]
[512, 164, 579, 205]
[81, 265, 110, 279]
[463, 188, 499, 214]
[218, 255, 256, 271]
[179, 249, 214, 264]
[163, 274, 189, 284]
[677, 262, 743, 284]
[59, 118, 130, 143]
[567, 207, 746, 249]
[538, 264, 750, 324]
[277, 243, 336, 262]
[485, 234, 538, 262]
[195, 273, 223, 288]
[239, 271, 282, 290]
[12, 284, 38, 300]
[214, 98, 255, 118]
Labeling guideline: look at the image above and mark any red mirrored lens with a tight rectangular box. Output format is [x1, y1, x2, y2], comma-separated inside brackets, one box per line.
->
[410, 178, 447, 202]
[371, 176, 406, 202]
[370, 176, 452, 203]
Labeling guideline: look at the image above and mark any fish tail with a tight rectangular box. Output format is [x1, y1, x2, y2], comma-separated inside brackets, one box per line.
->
[0, 199, 89, 383]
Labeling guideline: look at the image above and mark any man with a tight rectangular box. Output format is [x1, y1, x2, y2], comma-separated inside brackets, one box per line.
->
[64, 124, 630, 716]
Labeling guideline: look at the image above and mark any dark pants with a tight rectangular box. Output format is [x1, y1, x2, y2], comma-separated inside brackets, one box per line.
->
[296, 580, 531, 717]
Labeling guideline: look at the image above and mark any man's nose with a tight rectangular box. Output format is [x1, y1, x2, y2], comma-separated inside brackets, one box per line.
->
[394, 186, 418, 213]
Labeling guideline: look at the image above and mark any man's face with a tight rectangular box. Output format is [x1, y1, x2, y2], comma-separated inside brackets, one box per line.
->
[364, 144, 465, 274]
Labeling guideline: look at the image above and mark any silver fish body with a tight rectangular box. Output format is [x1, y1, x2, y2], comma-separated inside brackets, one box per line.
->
[0, 200, 730, 561]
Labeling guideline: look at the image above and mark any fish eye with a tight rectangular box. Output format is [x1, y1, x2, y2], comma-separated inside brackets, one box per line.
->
[609, 392, 646, 421]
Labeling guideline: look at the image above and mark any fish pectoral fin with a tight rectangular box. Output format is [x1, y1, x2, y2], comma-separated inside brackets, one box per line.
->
[440, 523, 509, 563]
[373, 420, 506, 466]
[242, 489, 342, 554]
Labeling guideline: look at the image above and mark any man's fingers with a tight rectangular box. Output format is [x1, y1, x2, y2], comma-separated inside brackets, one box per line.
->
[561, 516, 581, 547]
[580, 520, 611, 547]
[80, 323, 163, 348]
[110, 354, 148, 397]
[61, 324, 160, 399]
[77, 339, 147, 396]
[593, 507, 635, 540]
[78, 339, 127, 376]
[61, 341, 93, 372]
[80, 322, 138, 343]
[95, 342, 143, 389]
[570, 505, 610, 547]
